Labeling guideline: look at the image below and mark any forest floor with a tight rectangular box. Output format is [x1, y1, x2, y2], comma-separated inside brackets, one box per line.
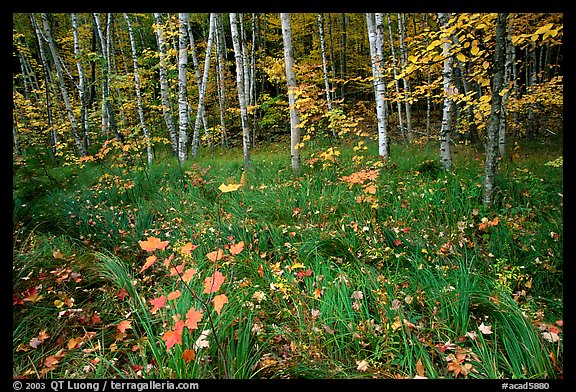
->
[13, 136, 563, 380]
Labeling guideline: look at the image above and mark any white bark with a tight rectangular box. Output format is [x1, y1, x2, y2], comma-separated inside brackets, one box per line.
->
[281, 13, 301, 173]
[177, 13, 189, 162]
[71, 13, 89, 151]
[386, 14, 405, 142]
[366, 13, 389, 158]
[230, 13, 252, 170]
[398, 13, 413, 143]
[124, 13, 153, 165]
[438, 13, 454, 171]
[153, 13, 178, 155]
[191, 13, 215, 157]
[317, 13, 337, 139]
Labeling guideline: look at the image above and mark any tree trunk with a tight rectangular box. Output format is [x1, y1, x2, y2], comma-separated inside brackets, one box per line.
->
[40, 13, 86, 157]
[191, 13, 215, 158]
[398, 13, 413, 143]
[281, 13, 301, 173]
[386, 14, 405, 143]
[437, 13, 454, 171]
[214, 13, 228, 147]
[230, 13, 252, 170]
[317, 13, 336, 139]
[176, 13, 189, 162]
[124, 13, 153, 165]
[153, 13, 178, 156]
[499, 23, 514, 158]
[366, 13, 389, 158]
[483, 13, 507, 206]
[71, 13, 90, 152]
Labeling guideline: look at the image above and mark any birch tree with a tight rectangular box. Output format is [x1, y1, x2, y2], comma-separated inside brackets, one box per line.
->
[317, 13, 337, 139]
[437, 13, 455, 171]
[386, 13, 405, 143]
[177, 13, 189, 162]
[214, 13, 228, 147]
[366, 13, 389, 158]
[397, 13, 413, 143]
[124, 13, 153, 165]
[280, 13, 301, 173]
[230, 13, 252, 170]
[153, 13, 178, 155]
[40, 13, 86, 157]
[483, 13, 507, 206]
[191, 13, 215, 158]
[71, 13, 89, 151]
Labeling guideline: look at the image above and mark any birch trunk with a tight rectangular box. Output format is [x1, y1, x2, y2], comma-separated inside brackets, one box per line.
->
[40, 13, 86, 157]
[386, 14, 405, 143]
[317, 13, 337, 138]
[483, 13, 507, 206]
[124, 13, 153, 165]
[153, 13, 178, 155]
[398, 13, 413, 143]
[71, 13, 89, 152]
[191, 13, 215, 157]
[499, 25, 514, 157]
[437, 13, 454, 171]
[177, 13, 189, 162]
[186, 16, 208, 133]
[214, 13, 228, 147]
[230, 13, 252, 170]
[280, 13, 301, 173]
[366, 13, 389, 158]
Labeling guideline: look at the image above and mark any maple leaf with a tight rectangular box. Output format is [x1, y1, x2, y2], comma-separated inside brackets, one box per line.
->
[181, 268, 197, 284]
[140, 255, 158, 273]
[212, 294, 228, 315]
[149, 295, 167, 314]
[185, 307, 204, 330]
[138, 236, 169, 252]
[351, 291, 364, 300]
[229, 241, 245, 255]
[206, 249, 224, 262]
[356, 359, 369, 371]
[167, 290, 181, 301]
[416, 358, 426, 378]
[203, 270, 226, 294]
[162, 320, 185, 351]
[29, 337, 44, 349]
[117, 288, 129, 301]
[163, 253, 175, 268]
[169, 261, 186, 276]
[181, 242, 199, 255]
[182, 349, 196, 363]
[118, 320, 132, 333]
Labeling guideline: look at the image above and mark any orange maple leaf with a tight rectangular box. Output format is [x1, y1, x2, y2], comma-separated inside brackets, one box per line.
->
[181, 268, 197, 284]
[149, 295, 167, 314]
[185, 307, 203, 330]
[182, 349, 196, 363]
[140, 255, 158, 273]
[117, 320, 132, 333]
[167, 290, 181, 301]
[138, 236, 169, 252]
[181, 242, 199, 255]
[206, 249, 224, 262]
[203, 270, 225, 294]
[212, 294, 228, 315]
[162, 320, 185, 351]
[229, 241, 245, 255]
[169, 261, 186, 277]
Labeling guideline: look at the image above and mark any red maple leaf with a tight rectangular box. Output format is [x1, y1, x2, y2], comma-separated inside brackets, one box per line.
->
[229, 241, 245, 255]
[185, 307, 203, 330]
[162, 320, 185, 351]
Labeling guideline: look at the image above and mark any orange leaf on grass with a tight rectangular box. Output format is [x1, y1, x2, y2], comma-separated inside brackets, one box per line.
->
[117, 320, 132, 333]
[181, 268, 197, 284]
[163, 253, 175, 268]
[149, 295, 167, 314]
[138, 236, 169, 252]
[206, 249, 224, 262]
[162, 320, 185, 351]
[203, 270, 225, 294]
[181, 242, 199, 255]
[169, 261, 186, 277]
[212, 294, 228, 315]
[140, 255, 158, 273]
[182, 349, 196, 363]
[185, 307, 203, 330]
[229, 241, 245, 255]
[167, 290, 181, 301]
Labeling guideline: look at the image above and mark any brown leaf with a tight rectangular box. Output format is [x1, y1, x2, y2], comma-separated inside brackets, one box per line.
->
[416, 358, 425, 377]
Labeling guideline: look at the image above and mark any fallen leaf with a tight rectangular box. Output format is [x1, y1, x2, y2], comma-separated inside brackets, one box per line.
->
[193, 329, 211, 350]
[162, 320, 185, 351]
[356, 359, 369, 371]
[218, 182, 242, 193]
[185, 307, 203, 330]
[181, 242, 198, 255]
[167, 290, 181, 301]
[478, 322, 493, 335]
[149, 295, 167, 314]
[229, 241, 245, 255]
[542, 331, 560, 343]
[182, 349, 196, 363]
[117, 320, 132, 333]
[181, 268, 197, 283]
[416, 358, 425, 377]
[206, 249, 224, 262]
[140, 255, 157, 273]
[138, 236, 169, 252]
[203, 270, 225, 294]
[212, 294, 228, 315]
[117, 288, 129, 301]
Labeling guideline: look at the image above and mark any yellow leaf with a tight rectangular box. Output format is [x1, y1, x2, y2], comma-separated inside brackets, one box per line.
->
[456, 52, 467, 63]
[212, 294, 228, 316]
[218, 182, 242, 193]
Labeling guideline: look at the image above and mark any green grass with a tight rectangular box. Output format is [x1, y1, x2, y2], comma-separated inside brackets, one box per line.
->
[13, 138, 563, 379]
